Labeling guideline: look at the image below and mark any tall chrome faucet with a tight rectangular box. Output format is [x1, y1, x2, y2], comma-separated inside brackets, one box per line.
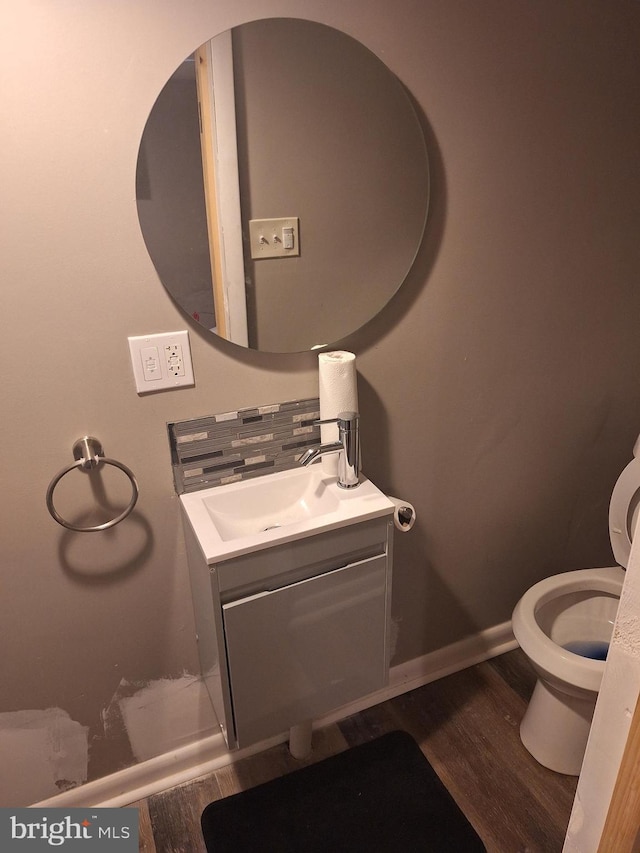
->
[299, 411, 360, 489]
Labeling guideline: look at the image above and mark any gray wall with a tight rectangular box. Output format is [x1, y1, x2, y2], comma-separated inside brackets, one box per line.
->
[3, 0, 640, 803]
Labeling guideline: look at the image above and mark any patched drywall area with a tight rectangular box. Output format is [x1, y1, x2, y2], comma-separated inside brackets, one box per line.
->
[0, 677, 218, 807]
[103, 674, 219, 764]
[0, 709, 88, 807]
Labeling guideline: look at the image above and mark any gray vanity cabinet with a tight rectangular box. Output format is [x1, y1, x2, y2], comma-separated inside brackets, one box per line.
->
[183, 512, 394, 751]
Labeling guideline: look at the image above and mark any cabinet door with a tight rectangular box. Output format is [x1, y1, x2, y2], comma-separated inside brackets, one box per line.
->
[223, 554, 388, 747]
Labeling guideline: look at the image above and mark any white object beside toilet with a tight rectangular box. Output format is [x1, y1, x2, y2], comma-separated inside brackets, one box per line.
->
[512, 450, 640, 775]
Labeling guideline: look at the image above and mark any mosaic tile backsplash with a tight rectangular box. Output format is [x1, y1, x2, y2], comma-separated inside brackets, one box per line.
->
[168, 398, 321, 494]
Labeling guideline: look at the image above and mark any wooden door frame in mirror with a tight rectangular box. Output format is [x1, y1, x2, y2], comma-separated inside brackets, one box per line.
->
[195, 35, 249, 345]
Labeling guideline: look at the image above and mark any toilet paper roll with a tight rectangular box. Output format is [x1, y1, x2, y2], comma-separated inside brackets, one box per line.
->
[388, 496, 416, 532]
[318, 351, 359, 475]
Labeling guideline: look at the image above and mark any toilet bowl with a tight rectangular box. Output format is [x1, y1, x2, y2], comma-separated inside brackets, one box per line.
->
[512, 450, 640, 775]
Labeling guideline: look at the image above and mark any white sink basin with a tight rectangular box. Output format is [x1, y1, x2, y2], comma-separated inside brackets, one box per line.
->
[202, 466, 342, 541]
[180, 466, 394, 562]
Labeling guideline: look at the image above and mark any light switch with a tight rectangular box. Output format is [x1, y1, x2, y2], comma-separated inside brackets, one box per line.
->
[282, 226, 294, 250]
[128, 331, 194, 394]
[249, 218, 300, 259]
[141, 346, 161, 381]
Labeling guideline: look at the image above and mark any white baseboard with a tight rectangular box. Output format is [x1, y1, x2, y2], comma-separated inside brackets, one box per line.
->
[32, 621, 517, 809]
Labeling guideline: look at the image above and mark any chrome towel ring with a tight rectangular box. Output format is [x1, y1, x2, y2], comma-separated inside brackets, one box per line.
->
[46, 436, 139, 532]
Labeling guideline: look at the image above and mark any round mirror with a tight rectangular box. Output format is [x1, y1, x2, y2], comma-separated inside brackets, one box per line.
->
[136, 18, 429, 352]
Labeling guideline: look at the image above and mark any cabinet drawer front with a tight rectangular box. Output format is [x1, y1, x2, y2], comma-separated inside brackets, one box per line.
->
[215, 517, 391, 598]
[223, 554, 388, 748]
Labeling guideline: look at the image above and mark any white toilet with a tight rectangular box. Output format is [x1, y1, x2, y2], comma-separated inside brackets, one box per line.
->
[512, 447, 640, 775]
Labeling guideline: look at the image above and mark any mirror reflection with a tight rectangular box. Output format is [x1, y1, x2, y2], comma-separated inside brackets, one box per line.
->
[136, 18, 429, 352]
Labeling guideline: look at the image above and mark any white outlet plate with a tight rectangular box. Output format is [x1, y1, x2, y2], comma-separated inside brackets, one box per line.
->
[128, 331, 195, 394]
[249, 217, 300, 259]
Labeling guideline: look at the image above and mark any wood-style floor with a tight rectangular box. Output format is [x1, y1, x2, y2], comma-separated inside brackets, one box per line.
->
[131, 649, 578, 852]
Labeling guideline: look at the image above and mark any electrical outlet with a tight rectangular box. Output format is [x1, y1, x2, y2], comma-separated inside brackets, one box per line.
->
[128, 331, 194, 394]
[165, 343, 185, 377]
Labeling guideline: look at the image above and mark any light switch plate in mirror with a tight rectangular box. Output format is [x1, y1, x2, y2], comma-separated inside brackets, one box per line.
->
[249, 217, 300, 259]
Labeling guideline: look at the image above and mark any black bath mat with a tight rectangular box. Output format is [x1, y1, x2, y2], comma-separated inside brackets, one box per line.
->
[201, 730, 486, 852]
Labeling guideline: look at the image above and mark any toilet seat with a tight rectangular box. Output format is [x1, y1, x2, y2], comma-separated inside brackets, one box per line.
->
[512, 567, 624, 693]
[511, 448, 640, 775]
[609, 455, 640, 568]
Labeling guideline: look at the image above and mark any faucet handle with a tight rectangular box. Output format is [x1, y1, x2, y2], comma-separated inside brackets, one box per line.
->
[315, 411, 359, 427]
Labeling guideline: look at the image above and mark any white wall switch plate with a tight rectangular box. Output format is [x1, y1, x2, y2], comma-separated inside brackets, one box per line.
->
[249, 217, 300, 259]
[128, 331, 195, 394]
